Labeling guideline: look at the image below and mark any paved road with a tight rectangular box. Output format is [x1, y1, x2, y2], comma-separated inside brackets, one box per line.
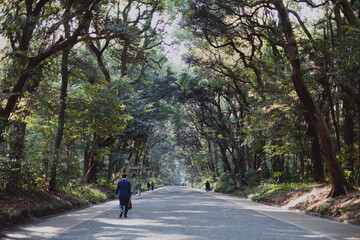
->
[1, 186, 359, 240]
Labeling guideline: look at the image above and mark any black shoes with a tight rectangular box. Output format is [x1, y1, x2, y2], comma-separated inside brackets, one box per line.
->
[119, 211, 128, 218]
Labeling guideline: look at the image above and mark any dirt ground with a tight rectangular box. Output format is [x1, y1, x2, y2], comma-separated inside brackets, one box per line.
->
[261, 184, 360, 225]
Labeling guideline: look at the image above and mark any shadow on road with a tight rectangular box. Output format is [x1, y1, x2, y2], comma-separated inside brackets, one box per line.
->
[49, 187, 329, 240]
[3, 187, 358, 240]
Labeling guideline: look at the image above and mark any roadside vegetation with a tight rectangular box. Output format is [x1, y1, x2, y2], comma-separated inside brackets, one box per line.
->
[0, 183, 115, 227]
[0, 178, 165, 227]
[202, 180, 360, 224]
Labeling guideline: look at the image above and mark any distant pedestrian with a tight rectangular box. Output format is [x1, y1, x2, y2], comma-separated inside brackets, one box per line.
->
[115, 173, 132, 218]
[136, 181, 142, 196]
[151, 181, 154, 191]
[205, 181, 211, 192]
[147, 181, 150, 191]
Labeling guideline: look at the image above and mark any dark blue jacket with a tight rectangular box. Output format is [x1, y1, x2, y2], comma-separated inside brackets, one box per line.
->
[116, 179, 132, 198]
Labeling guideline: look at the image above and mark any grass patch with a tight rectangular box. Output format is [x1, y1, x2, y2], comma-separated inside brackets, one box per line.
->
[232, 182, 313, 202]
[61, 184, 109, 204]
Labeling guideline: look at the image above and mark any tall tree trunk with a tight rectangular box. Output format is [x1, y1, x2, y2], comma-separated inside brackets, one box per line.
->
[239, 145, 247, 183]
[218, 142, 232, 173]
[260, 154, 270, 180]
[83, 147, 90, 175]
[49, 46, 70, 191]
[299, 129, 305, 178]
[257, 137, 270, 179]
[84, 154, 98, 184]
[304, 112, 324, 182]
[343, 95, 355, 183]
[271, 143, 285, 183]
[331, 0, 360, 27]
[254, 154, 259, 171]
[323, 80, 341, 153]
[107, 154, 113, 183]
[357, 112, 360, 187]
[310, 136, 324, 183]
[213, 142, 220, 177]
[272, 0, 355, 196]
[229, 148, 240, 175]
[6, 118, 27, 192]
[207, 140, 216, 177]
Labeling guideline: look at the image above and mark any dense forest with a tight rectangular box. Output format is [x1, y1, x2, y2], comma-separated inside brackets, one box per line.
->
[0, 0, 359, 200]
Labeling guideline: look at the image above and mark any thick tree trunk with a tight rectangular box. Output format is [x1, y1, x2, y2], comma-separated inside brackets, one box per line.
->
[84, 156, 98, 184]
[218, 142, 232, 173]
[260, 154, 270, 180]
[107, 154, 113, 183]
[331, 0, 360, 27]
[239, 145, 247, 183]
[310, 136, 324, 183]
[272, 0, 356, 197]
[271, 151, 285, 183]
[213, 142, 220, 177]
[304, 112, 324, 182]
[258, 138, 270, 179]
[207, 140, 217, 177]
[230, 150, 240, 175]
[83, 147, 90, 175]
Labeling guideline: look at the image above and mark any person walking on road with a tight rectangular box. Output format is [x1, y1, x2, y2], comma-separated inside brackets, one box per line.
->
[136, 181, 142, 196]
[151, 181, 154, 191]
[205, 180, 211, 192]
[115, 173, 132, 218]
[147, 181, 150, 191]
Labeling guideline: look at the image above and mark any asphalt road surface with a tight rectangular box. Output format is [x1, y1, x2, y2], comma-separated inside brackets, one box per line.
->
[1, 186, 359, 240]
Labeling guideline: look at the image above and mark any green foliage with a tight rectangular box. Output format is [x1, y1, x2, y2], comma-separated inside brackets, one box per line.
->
[245, 169, 262, 186]
[1, 0, 359, 207]
[67, 83, 131, 138]
[213, 181, 237, 193]
[237, 182, 311, 202]
[212, 174, 238, 193]
[5, 209, 23, 222]
[316, 198, 334, 214]
[344, 170, 353, 182]
[4, 201, 85, 223]
[272, 171, 283, 182]
[62, 184, 108, 204]
[0, 156, 37, 193]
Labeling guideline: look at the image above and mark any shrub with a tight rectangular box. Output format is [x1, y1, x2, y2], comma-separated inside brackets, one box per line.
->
[316, 198, 334, 214]
[245, 169, 261, 186]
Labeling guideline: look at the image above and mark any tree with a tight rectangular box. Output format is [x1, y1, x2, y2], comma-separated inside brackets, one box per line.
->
[271, 0, 355, 196]
[180, 0, 358, 196]
[0, 0, 101, 142]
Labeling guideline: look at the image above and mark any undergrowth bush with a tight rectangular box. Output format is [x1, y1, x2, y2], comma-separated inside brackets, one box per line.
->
[235, 182, 312, 202]
[62, 184, 108, 204]
[316, 198, 334, 214]
[213, 174, 238, 193]
[5, 200, 85, 223]
[3, 184, 113, 225]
